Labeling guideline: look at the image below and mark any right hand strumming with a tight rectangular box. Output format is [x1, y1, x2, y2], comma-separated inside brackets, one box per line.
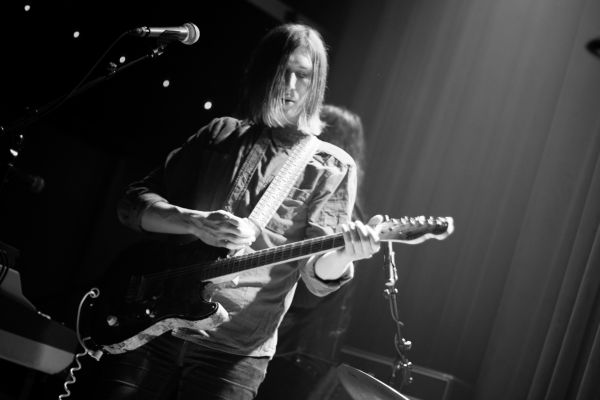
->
[187, 210, 258, 250]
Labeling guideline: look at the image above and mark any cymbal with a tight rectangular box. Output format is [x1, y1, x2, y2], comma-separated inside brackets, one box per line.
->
[336, 364, 410, 400]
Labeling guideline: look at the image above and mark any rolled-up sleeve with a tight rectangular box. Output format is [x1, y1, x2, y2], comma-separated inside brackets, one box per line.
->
[117, 119, 224, 231]
[299, 151, 358, 296]
[117, 169, 169, 232]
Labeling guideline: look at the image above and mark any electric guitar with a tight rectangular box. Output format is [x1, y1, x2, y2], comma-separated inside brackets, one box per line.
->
[80, 216, 454, 355]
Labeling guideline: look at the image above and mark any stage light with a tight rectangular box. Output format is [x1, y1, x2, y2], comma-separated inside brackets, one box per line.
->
[73, 31, 80, 39]
[162, 79, 170, 88]
[203, 101, 213, 110]
[24, 5, 31, 12]
[119, 56, 126, 64]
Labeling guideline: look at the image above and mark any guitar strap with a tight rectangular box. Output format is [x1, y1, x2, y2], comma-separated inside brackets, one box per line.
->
[248, 134, 319, 229]
[222, 127, 319, 230]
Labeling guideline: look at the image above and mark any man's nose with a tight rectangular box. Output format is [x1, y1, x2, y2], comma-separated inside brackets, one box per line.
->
[286, 72, 297, 90]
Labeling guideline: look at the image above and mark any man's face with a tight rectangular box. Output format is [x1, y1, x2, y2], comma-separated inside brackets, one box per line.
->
[282, 48, 313, 125]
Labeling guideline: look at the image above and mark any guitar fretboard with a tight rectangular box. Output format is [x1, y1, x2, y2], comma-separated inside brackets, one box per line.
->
[145, 232, 346, 282]
[141, 217, 451, 283]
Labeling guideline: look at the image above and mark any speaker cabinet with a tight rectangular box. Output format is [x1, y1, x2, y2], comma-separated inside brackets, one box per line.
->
[334, 346, 473, 400]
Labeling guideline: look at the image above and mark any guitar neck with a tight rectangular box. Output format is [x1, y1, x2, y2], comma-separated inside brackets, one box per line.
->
[142, 216, 454, 283]
[160, 232, 346, 282]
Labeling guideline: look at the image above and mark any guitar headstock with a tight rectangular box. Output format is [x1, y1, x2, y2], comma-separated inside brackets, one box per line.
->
[377, 216, 454, 244]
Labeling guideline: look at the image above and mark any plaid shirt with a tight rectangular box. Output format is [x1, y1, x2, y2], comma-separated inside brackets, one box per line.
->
[117, 117, 357, 357]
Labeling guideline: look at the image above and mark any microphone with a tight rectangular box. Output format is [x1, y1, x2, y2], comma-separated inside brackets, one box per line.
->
[130, 23, 200, 45]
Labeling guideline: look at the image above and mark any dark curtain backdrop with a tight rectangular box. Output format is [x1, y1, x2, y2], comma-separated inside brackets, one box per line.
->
[327, 0, 600, 399]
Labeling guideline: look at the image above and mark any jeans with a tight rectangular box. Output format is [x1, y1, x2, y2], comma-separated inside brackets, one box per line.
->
[74, 334, 269, 400]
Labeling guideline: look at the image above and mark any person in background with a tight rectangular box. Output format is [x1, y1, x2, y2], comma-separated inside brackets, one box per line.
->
[319, 104, 367, 210]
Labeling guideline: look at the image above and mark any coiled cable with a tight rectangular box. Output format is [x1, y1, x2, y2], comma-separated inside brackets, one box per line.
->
[58, 287, 102, 400]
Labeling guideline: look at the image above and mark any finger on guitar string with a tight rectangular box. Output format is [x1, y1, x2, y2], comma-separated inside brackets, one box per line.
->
[355, 220, 373, 257]
[348, 222, 362, 255]
[368, 225, 381, 253]
[341, 222, 359, 259]
[357, 220, 381, 255]
[351, 221, 372, 259]
[189, 210, 257, 245]
[220, 238, 247, 250]
[340, 220, 381, 260]
[219, 233, 254, 247]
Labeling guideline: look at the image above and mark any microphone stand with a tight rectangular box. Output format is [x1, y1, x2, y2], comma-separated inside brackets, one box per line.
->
[0, 38, 170, 195]
[4, 45, 168, 134]
[382, 215, 413, 390]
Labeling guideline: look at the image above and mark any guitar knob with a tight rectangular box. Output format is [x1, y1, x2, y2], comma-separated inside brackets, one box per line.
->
[106, 315, 119, 327]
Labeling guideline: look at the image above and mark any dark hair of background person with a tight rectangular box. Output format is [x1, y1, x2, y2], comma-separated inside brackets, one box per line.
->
[319, 104, 366, 211]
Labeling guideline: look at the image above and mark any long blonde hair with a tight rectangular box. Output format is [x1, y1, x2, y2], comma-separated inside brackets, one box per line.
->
[239, 24, 328, 135]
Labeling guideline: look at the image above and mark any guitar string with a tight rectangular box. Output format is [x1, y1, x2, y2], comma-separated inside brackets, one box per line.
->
[143, 233, 346, 283]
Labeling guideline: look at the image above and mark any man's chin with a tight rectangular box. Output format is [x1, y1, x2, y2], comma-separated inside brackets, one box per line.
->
[282, 107, 300, 122]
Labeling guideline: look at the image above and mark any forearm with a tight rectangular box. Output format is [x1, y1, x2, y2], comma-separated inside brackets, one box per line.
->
[139, 201, 256, 250]
[314, 249, 354, 281]
[140, 201, 204, 234]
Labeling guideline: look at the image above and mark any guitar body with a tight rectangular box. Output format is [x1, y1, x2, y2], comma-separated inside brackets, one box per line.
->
[80, 240, 231, 354]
